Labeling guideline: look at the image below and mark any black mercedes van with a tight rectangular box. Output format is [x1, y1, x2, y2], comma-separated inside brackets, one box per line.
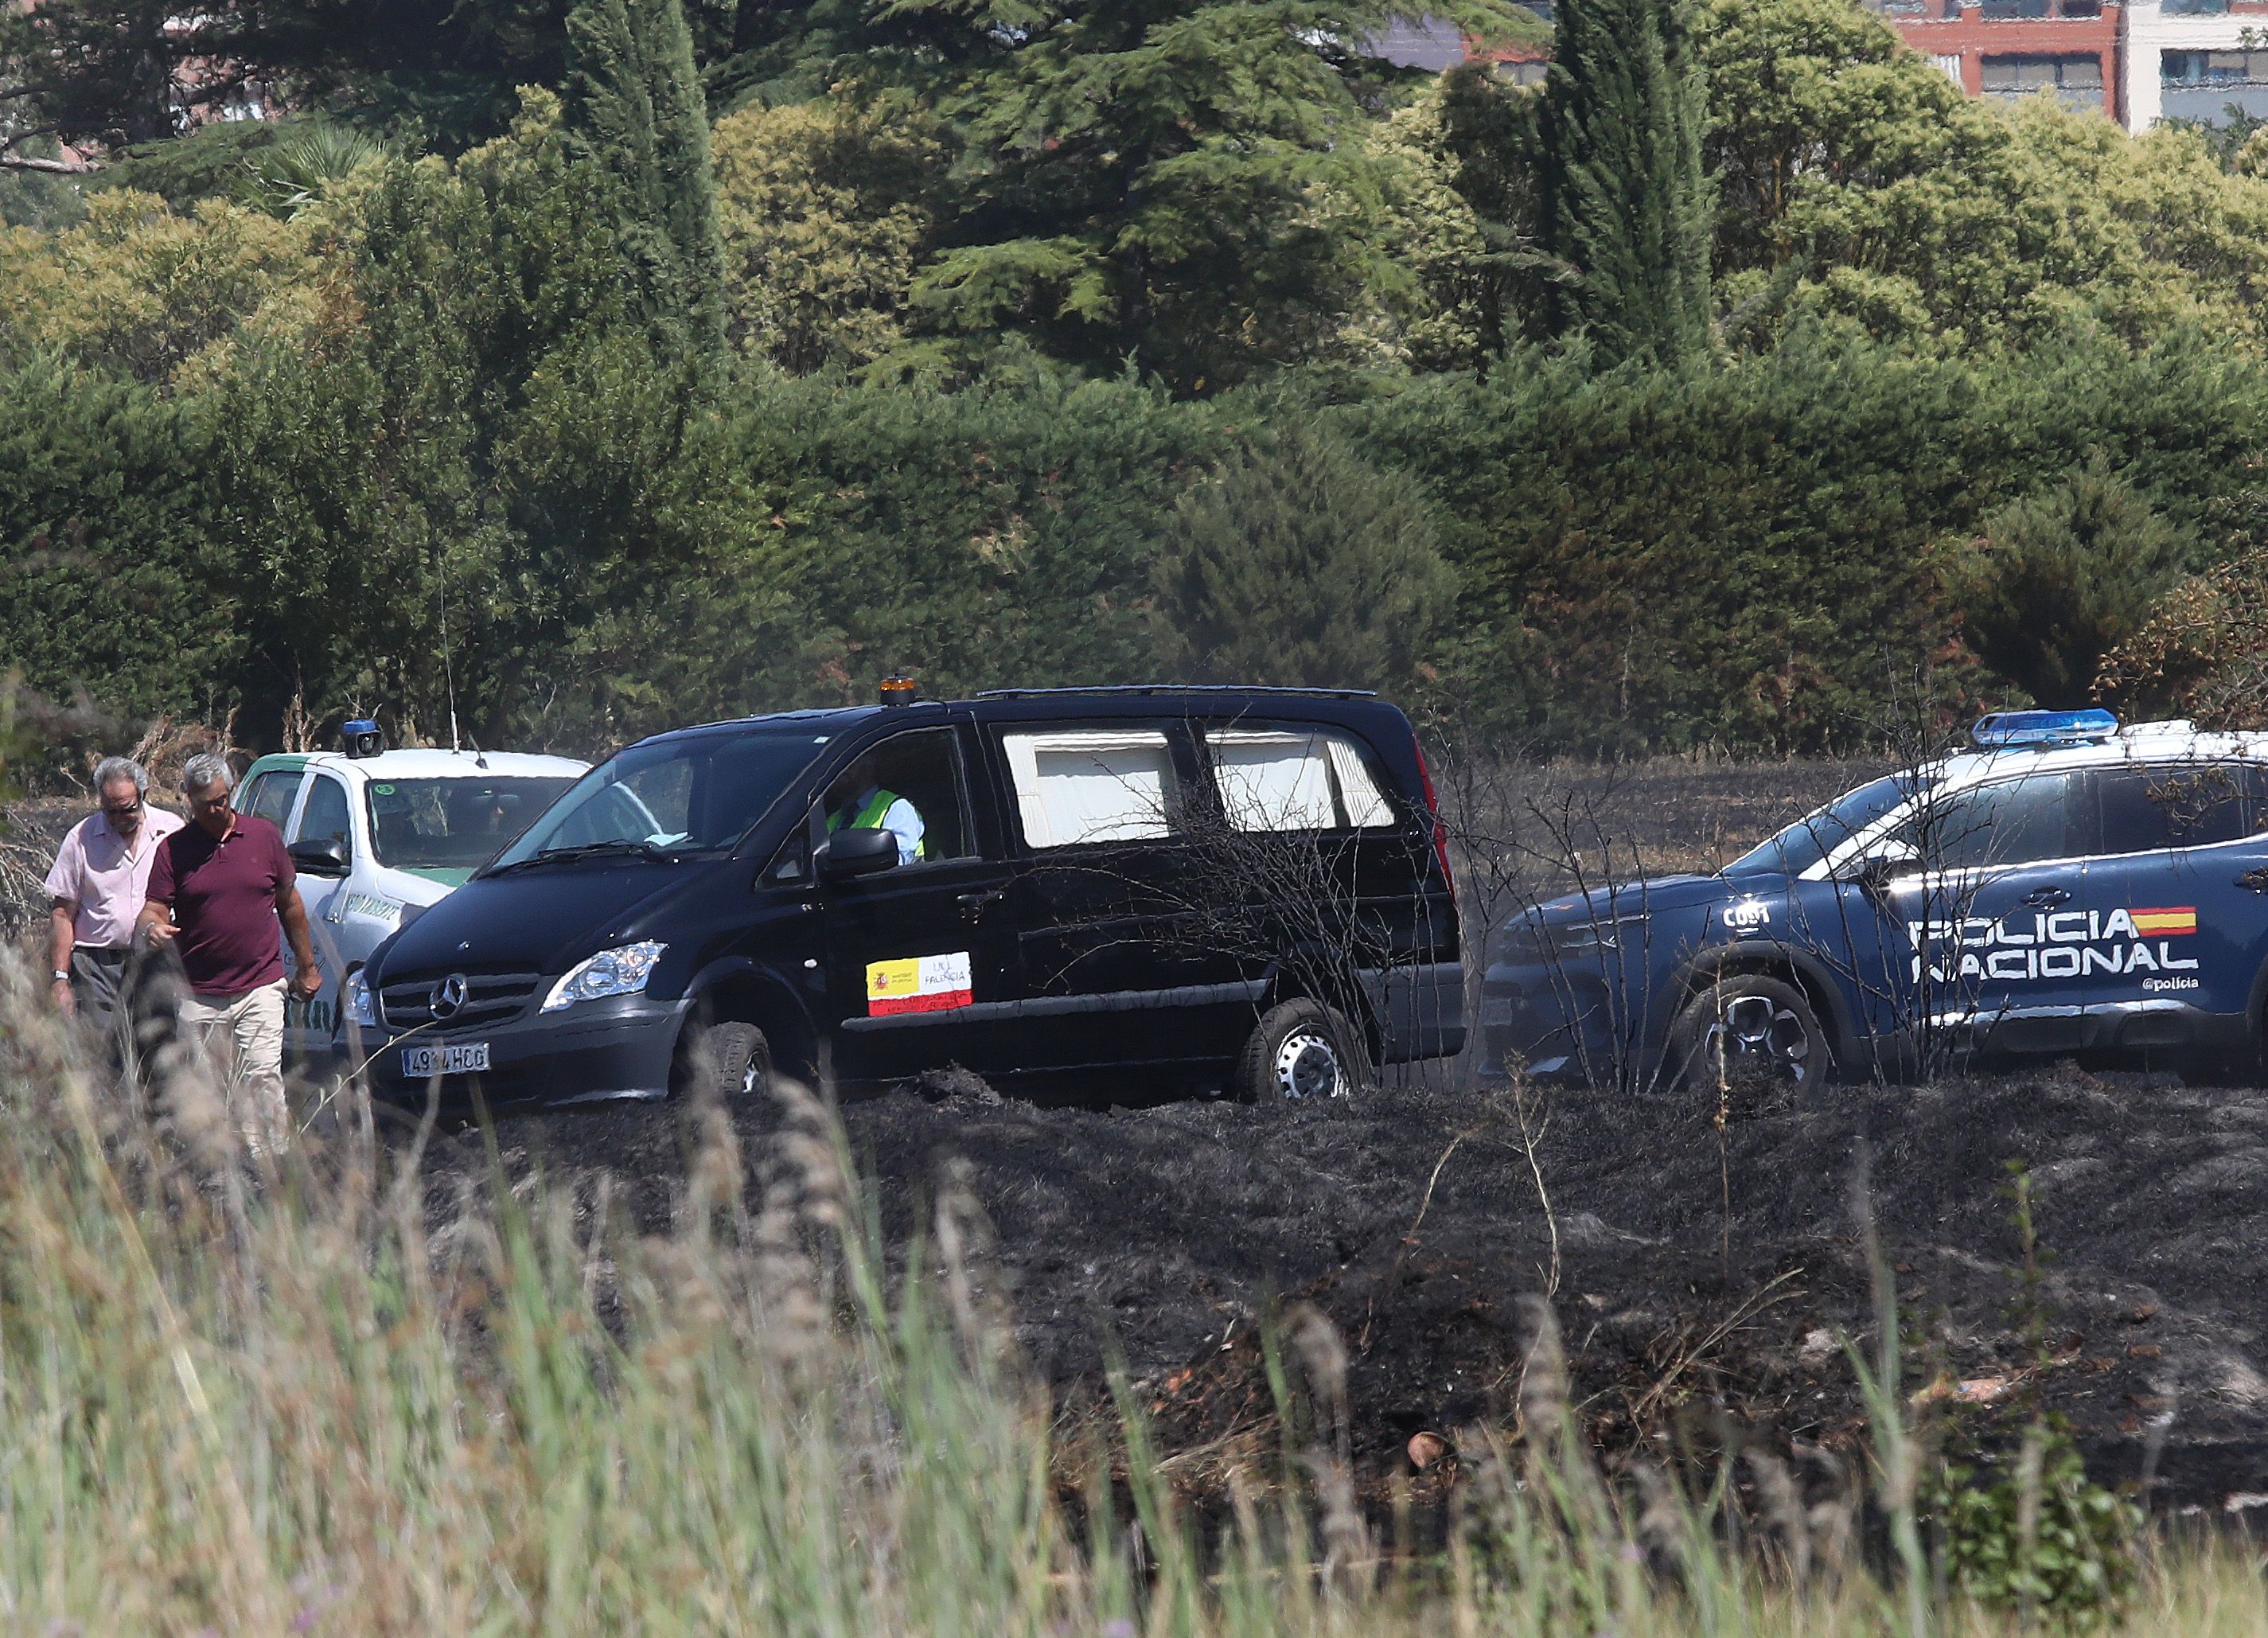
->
[342, 687, 1462, 1108]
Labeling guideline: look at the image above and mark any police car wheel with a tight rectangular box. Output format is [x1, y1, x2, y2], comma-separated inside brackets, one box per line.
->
[1671, 974, 1826, 1116]
[1235, 1000, 1366, 1104]
[675, 1020, 773, 1102]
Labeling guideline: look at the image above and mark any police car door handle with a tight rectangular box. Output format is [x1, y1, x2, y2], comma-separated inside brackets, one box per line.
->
[2020, 884, 2071, 908]
[958, 888, 1004, 922]
[2239, 868, 2268, 894]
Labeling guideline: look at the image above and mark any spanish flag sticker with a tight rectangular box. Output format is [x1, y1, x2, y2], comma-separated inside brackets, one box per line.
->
[2130, 907, 2198, 937]
[866, 951, 975, 1016]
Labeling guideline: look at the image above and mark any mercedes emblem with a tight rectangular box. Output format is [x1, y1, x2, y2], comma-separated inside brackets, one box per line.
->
[430, 973, 470, 1021]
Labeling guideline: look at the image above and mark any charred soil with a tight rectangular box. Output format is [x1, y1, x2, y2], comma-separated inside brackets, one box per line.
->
[437, 1061, 2268, 1516]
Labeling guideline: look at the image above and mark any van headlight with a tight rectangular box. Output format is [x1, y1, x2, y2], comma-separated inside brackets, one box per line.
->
[341, 969, 379, 1031]
[542, 942, 668, 1012]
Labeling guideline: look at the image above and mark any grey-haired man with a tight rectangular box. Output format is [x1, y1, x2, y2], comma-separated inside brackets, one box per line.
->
[45, 755, 184, 1051]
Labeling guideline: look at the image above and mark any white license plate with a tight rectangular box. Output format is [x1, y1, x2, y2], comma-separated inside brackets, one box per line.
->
[401, 1042, 490, 1078]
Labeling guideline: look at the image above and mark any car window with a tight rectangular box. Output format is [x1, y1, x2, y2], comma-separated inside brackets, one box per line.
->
[2094, 762, 2255, 855]
[1892, 771, 2079, 872]
[1203, 728, 1394, 833]
[292, 774, 353, 858]
[1728, 773, 1920, 879]
[1001, 727, 1181, 848]
[239, 770, 301, 830]
[366, 777, 577, 870]
[820, 728, 973, 865]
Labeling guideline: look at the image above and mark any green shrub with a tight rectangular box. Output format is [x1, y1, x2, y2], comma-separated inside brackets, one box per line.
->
[1153, 423, 1458, 690]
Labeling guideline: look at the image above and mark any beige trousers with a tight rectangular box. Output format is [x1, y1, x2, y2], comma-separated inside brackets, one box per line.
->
[179, 980, 289, 1154]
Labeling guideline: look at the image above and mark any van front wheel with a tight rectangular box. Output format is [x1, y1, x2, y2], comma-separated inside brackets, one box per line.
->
[675, 1020, 773, 1103]
[1235, 1000, 1366, 1104]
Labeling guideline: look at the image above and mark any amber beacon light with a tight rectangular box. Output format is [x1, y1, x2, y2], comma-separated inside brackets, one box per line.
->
[879, 674, 919, 708]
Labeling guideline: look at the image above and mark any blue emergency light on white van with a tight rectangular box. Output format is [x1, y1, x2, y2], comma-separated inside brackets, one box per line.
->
[1970, 708, 2119, 749]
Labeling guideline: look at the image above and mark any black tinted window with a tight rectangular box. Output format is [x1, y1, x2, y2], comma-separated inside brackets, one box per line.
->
[2094, 762, 2256, 854]
[1897, 772, 2078, 872]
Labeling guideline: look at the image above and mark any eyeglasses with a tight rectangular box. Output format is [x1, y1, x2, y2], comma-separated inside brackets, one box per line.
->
[101, 799, 144, 820]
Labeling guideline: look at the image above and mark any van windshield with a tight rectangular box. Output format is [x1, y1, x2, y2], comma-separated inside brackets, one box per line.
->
[488, 730, 827, 870]
[366, 778, 578, 872]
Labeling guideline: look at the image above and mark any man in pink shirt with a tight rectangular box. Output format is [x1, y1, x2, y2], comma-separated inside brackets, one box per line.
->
[45, 756, 184, 1055]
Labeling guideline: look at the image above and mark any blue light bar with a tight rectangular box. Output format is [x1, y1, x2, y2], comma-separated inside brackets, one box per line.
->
[1970, 708, 2118, 748]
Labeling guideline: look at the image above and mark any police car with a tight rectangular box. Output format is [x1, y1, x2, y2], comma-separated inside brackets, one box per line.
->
[235, 723, 587, 1059]
[1477, 710, 2268, 1103]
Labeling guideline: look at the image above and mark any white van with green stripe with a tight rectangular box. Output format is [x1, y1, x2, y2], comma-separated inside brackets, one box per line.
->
[236, 743, 587, 1060]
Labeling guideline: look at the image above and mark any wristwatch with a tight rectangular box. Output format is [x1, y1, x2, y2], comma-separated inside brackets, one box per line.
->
[51, 970, 69, 983]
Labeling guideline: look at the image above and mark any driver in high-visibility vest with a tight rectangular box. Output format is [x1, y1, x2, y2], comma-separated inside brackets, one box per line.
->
[828, 772, 925, 865]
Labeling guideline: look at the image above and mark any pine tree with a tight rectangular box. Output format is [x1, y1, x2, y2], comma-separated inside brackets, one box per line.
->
[1153, 424, 1459, 691]
[563, 0, 727, 359]
[1540, 0, 1712, 367]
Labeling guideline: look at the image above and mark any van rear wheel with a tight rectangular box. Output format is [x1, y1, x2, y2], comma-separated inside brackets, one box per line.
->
[1235, 1000, 1366, 1104]
[1670, 973, 1826, 1117]
[675, 1020, 773, 1103]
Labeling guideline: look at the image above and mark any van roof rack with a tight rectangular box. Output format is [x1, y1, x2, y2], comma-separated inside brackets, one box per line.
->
[974, 684, 1380, 701]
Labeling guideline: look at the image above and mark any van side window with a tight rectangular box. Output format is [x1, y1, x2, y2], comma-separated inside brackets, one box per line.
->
[820, 728, 972, 864]
[1001, 728, 1179, 848]
[294, 774, 353, 858]
[1204, 728, 1394, 832]
[2094, 762, 2252, 854]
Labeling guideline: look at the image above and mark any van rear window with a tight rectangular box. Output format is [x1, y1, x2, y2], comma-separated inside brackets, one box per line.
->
[1001, 729, 1179, 848]
[1204, 728, 1393, 832]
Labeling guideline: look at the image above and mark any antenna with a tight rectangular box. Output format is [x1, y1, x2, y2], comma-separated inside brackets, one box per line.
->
[438, 544, 461, 753]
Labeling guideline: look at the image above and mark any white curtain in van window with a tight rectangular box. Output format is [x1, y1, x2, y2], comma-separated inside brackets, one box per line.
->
[1208, 731, 1337, 830]
[1002, 730, 1176, 847]
[1206, 730, 1395, 831]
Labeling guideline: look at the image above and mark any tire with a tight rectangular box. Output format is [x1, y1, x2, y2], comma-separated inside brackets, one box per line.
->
[1234, 1000, 1367, 1104]
[674, 1020, 773, 1102]
[1669, 973, 1827, 1117]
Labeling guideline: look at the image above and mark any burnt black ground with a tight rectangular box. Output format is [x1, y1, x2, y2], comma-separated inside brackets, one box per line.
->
[436, 1062, 2268, 1513]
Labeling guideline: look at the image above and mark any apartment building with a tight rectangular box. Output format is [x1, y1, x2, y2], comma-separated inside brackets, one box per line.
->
[1867, 1, 2268, 133]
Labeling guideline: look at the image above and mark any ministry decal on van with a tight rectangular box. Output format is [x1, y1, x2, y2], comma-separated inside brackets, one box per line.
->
[866, 952, 975, 1016]
[1908, 906, 2200, 985]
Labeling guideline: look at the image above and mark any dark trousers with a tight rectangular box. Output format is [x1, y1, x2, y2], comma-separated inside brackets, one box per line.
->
[68, 945, 131, 1047]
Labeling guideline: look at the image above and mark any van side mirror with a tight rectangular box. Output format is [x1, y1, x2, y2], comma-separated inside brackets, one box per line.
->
[817, 826, 898, 882]
[290, 837, 349, 877]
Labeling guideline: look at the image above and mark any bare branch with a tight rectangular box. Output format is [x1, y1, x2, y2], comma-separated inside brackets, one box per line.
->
[0, 152, 99, 174]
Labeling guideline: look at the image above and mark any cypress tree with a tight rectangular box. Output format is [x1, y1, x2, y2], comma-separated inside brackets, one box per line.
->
[1539, 0, 1711, 367]
[564, 0, 727, 359]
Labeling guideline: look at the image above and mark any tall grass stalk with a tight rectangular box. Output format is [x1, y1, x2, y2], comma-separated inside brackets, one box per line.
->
[0, 953, 2260, 1632]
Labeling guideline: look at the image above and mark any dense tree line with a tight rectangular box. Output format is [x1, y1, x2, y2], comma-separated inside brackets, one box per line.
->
[7, 0, 2268, 759]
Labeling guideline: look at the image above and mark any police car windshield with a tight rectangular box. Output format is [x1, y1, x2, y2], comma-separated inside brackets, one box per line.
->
[1725, 774, 1923, 879]
[367, 778, 577, 871]
[488, 730, 824, 869]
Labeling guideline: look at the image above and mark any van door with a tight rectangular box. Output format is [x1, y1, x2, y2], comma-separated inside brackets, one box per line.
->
[1198, 722, 1448, 1059]
[819, 724, 1023, 1085]
[2078, 759, 2262, 1052]
[988, 720, 1251, 1078]
[284, 770, 355, 1051]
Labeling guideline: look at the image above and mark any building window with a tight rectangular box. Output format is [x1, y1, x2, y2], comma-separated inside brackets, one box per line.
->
[2162, 51, 2268, 88]
[1978, 0, 2051, 18]
[1980, 53, 2105, 112]
[2164, 0, 2233, 15]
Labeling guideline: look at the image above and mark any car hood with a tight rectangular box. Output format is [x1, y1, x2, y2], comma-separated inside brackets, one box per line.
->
[376, 858, 710, 977]
[1531, 873, 1727, 926]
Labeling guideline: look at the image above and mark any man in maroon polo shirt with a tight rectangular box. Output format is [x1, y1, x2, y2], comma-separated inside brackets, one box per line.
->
[139, 753, 321, 1154]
